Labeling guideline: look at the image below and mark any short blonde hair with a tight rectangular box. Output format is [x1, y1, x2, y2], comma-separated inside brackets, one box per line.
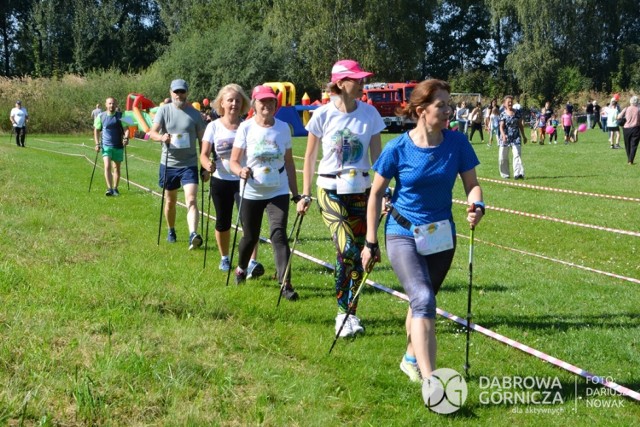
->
[212, 84, 250, 116]
[630, 96, 638, 106]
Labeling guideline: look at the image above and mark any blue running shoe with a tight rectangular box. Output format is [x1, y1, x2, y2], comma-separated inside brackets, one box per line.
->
[189, 232, 203, 250]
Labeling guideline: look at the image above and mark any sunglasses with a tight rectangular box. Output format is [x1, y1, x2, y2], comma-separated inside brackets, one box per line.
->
[173, 90, 186, 94]
[343, 78, 365, 85]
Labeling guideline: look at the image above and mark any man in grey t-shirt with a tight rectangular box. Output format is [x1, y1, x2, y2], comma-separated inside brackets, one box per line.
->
[149, 79, 206, 249]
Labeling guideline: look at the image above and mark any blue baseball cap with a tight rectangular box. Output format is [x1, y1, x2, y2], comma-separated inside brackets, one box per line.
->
[170, 79, 188, 92]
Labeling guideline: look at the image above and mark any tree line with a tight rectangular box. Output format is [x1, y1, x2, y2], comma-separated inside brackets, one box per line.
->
[1, 0, 638, 104]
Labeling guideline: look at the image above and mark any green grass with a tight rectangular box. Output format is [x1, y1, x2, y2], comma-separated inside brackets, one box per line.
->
[0, 129, 638, 426]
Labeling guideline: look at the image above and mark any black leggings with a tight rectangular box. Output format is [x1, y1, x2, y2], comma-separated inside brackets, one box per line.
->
[622, 126, 640, 163]
[238, 194, 290, 283]
[210, 176, 239, 232]
[14, 127, 26, 146]
[469, 122, 484, 142]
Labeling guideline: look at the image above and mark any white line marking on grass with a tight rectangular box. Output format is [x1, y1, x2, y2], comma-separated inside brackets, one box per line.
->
[452, 199, 640, 238]
[460, 235, 640, 285]
[478, 177, 640, 203]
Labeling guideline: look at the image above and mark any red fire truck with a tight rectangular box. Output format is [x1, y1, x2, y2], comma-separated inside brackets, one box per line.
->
[362, 81, 417, 132]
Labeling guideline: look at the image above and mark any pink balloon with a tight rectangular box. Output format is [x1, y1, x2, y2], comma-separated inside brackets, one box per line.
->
[578, 123, 587, 132]
[545, 125, 555, 134]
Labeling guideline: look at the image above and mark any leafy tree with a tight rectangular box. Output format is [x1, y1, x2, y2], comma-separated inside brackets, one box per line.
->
[0, 0, 31, 76]
[555, 66, 592, 98]
[424, 0, 493, 80]
[147, 18, 284, 100]
[485, 0, 640, 97]
[264, 0, 435, 98]
[27, 0, 74, 78]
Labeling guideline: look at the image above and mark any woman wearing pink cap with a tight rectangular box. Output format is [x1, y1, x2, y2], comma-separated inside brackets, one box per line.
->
[296, 59, 386, 337]
[229, 85, 301, 301]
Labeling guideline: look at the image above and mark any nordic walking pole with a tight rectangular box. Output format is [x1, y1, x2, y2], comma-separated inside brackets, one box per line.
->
[287, 212, 299, 242]
[8, 126, 14, 144]
[203, 179, 213, 269]
[200, 171, 205, 236]
[124, 144, 130, 190]
[464, 225, 475, 378]
[329, 269, 370, 354]
[88, 144, 100, 192]
[226, 178, 248, 286]
[157, 146, 170, 245]
[277, 213, 304, 307]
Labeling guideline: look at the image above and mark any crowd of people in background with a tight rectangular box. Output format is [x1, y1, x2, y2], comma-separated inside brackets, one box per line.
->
[447, 93, 638, 177]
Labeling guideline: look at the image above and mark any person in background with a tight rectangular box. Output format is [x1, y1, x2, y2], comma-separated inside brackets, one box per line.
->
[488, 106, 500, 147]
[605, 98, 621, 149]
[297, 59, 385, 337]
[484, 99, 498, 133]
[10, 100, 28, 147]
[585, 100, 594, 129]
[91, 103, 102, 121]
[94, 97, 130, 196]
[200, 84, 263, 276]
[617, 96, 640, 165]
[229, 85, 300, 301]
[149, 79, 206, 249]
[499, 95, 527, 179]
[561, 108, 573, 144]
[548, 113, 559, 144]
[592, 100, 603, 130]
[455, 101, 469, 135]
[468, 102, 485, 144]
[601, 102, 609, 134]
[537, 101, 553, 145]
[362, 79, 484, 384]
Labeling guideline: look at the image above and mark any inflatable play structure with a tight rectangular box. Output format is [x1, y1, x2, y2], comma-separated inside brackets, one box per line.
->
[122, 83, 324, 139]
[120, 93, 159, 139]
[261, 82, 322, 137]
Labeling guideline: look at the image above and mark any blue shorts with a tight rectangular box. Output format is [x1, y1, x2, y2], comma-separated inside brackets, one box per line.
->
[159, 165, 199, 191]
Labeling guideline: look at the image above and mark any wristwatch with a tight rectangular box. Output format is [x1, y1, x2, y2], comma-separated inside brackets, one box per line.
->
[365, 240, 379, 251]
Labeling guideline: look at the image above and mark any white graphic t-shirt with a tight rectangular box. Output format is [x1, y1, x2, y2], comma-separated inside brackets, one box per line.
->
[234, 117, 292, 200]
[305, 100, 386, 190]
[203, 119, 239, 181]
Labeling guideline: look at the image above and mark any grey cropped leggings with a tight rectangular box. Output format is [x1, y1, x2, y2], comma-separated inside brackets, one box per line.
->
[386, 234, 456, 318]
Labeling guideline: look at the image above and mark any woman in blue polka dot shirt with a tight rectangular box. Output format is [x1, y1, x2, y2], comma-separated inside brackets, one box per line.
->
[362, 79, 484, 384]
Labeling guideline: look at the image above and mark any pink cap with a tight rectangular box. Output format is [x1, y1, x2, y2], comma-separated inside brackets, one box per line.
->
[252, 85, 277, 101]
[330, 59, 374, 83]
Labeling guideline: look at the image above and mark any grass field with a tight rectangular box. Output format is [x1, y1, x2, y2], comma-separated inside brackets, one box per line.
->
[0, 128, 639, 426]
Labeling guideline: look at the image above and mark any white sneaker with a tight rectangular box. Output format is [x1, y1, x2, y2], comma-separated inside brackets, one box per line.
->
[400, 358, 422, 383]
[348, 315, 365, 335]
[335, 313, 354, 338]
